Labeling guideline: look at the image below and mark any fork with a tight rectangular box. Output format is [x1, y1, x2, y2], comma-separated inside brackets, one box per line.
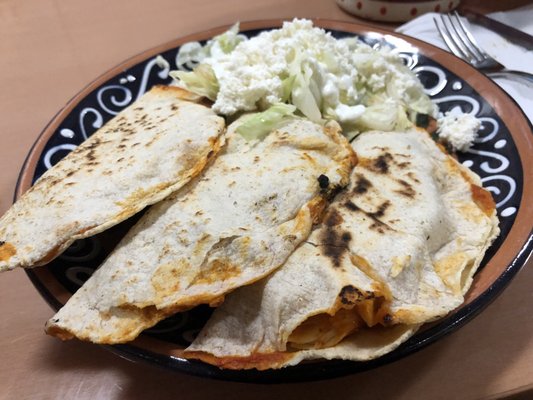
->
[434, 12, 533, 84]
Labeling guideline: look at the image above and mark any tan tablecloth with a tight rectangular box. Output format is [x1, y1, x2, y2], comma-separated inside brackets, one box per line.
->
[0, 1, 531, 399]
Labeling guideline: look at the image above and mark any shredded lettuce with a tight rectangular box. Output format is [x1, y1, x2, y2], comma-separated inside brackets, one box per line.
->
[209, 22, 246, 55]
[170, 23, 245, 100]
[356, 103, 399, 131]
[354, 102, 415, 132]
[236, 103, 296, 141]
[280, 75, 296, 103]
[288, 53, 322, 122]
[175, 42, 208, 71]
[170, 64, 219, 101]
[169, 20, 439, 138]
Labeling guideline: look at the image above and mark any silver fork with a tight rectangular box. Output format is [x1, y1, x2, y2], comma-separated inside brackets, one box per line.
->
[434, 11, 533, 84]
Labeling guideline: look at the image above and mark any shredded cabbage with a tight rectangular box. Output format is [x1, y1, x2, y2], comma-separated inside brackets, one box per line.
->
[170, 64, 219, 101]
[170, 19, 440, 139]
[208, 22, 247, 55]
[236, 103, 296, 141]
[288, 55, 322, 122]
[356, 102, 413, 132]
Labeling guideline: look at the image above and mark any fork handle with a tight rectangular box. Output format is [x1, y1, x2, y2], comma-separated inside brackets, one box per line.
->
[487, 70, 533, 86]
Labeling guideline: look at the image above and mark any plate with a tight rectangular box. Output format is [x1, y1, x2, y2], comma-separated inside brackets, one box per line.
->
[17, 20, 533, 383]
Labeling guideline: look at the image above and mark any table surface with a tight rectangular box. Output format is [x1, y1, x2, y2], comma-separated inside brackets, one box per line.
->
[1, 1, 532, 399]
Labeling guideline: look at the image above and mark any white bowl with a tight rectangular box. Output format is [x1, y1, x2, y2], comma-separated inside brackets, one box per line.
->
[337, 0, 461, 22]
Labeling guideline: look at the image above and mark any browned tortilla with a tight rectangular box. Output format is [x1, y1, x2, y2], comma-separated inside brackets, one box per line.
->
[0, 86, 225, 271]
[185, 129, 499, 369]
[45, 117, 356, 344]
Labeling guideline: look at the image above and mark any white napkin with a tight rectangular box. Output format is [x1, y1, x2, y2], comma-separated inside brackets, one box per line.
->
[396, 5, 533, 122]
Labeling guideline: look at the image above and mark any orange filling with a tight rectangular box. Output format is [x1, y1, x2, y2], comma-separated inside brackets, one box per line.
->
[288, 297, 392, 350]
[0, 242, 16, 262]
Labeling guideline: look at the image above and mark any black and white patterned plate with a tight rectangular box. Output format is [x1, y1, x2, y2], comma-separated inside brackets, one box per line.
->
[19, 21, 532, 383]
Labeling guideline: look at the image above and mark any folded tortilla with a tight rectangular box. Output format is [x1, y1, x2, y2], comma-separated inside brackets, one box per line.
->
[185, 129, 499, 370]
[0, 86, 225, 272]
[45, 117, 356, 344]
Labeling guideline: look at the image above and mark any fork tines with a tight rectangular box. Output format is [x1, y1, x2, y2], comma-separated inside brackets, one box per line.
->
[434, 11, 488, 65]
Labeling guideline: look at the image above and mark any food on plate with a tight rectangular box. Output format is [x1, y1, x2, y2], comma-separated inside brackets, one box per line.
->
[184, 129, 499, 369]
[172, 19, 438, 139]
[437, 111, 482, 151]
[3, 17, 499, 371]
[0, 85, 225, 272]
[45, 116, 356, 343]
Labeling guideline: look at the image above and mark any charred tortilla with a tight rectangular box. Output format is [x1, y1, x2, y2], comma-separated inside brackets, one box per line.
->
[185, 129, 499, 370]
[0, 85, 225, 271]
[45, 117, 356, 344]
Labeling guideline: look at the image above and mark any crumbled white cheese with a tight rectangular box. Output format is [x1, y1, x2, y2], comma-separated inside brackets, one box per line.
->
[203, 19, 353, 116]
[335, 104, 366, 123]
[437, 112, 481, 152]
[201, 19, 435, 121]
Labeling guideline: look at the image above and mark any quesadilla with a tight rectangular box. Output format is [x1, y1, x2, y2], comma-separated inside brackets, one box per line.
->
[185, 129, 499, 370]
[0, 85, 225, 272]
[45, 117, 356, 344]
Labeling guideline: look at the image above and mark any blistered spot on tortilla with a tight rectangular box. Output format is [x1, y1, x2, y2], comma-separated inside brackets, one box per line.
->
[372, 152, 393, 174]
[434, 251, 469, 294]
[152, 262, 187, 296]
[343, 200, 359, 212]
[358, 152, 398, 175]
[341, 232, 352, 243]
[406, 171, 421, 184]
[339, 285, 366, 305]
[395, 179, 416, 198]
[397, 161, 411, 169]
[324, 209, 344, 227]
[113, 177, 184, 221]
[343, 200, 392, 234]
[0, 242, 16, 262]
[322, 183, 345, 201]
[317, 174, 329, 189]
[321, 242, 347, 268]
[371, 201, 391, 218]
[194, 259, 242, 285]
[470, 184, 496, 216]
[319, 209, 352, 268]
[352, 174, 372, 195]
[301, 152, 318, 167]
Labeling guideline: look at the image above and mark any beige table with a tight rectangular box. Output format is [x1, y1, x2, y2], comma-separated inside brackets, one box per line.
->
[0, 1, 532, 399]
